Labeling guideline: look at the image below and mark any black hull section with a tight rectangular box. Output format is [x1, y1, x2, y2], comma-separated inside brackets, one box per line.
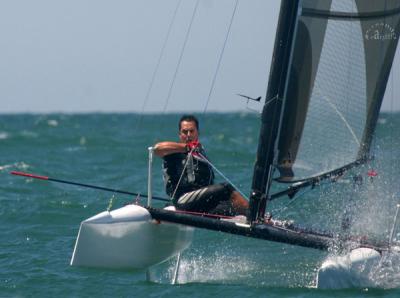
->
[147, 207, 389, 253]
[148, 207, 332, 250]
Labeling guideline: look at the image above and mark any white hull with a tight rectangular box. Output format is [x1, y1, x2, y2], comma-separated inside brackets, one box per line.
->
[316, 247, 381, 289]
[70, 204, 194, 269]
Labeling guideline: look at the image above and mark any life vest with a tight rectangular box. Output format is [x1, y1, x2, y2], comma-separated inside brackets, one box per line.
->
[162, 149, 214, 200]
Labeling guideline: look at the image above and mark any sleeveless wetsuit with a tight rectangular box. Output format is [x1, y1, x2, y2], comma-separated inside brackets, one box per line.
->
[163, 149, 234, 214]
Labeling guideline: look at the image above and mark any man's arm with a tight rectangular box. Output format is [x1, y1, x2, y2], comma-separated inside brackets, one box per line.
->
[154, 142, 187, 157]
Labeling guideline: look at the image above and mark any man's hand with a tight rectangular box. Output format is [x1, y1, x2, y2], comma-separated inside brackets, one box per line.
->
[154, 141, 187, 157]
[187, 140, 201, 152]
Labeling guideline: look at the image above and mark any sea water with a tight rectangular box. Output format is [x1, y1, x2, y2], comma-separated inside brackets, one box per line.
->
[1, 113, 400, 297]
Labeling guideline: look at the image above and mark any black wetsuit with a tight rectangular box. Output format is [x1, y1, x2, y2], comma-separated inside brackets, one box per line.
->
[163, 150, 234, 214]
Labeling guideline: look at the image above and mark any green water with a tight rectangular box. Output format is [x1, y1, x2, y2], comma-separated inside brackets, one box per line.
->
[1, 113, 400, 297]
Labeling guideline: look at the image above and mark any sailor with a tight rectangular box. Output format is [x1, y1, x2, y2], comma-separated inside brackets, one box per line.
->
[154, 114, 248, 216]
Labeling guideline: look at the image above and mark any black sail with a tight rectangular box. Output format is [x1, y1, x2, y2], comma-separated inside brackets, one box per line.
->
[250, 0, 400, 221]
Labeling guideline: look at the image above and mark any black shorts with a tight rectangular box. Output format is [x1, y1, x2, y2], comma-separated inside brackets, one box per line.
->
[174, 183, 234, 214]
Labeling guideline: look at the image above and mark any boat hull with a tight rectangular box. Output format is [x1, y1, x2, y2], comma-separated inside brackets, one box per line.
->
[316, 247, 381, 289]
[70, 205, 194, 269]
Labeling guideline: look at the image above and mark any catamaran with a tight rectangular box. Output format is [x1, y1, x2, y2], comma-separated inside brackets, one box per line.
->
[73, 0, 400, 288]
[14, 0, 400, 288]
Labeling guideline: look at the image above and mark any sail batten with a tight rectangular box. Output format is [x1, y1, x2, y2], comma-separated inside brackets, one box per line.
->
[302, 7, 400, 20]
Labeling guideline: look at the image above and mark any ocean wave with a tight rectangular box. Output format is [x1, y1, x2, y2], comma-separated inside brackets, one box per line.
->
[0, 131, 9, 140]
[0, 162, 30, 172]
[20, 130, 39, 138]
[33, 116, 59, 127]
[0, 131, 39, 140]
[64, 146, 86, 152]
[378, 118, 387, 125]
[47, 119, 59, 127]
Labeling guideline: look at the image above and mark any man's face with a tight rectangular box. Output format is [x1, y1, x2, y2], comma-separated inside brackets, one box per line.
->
[179, 120, 199, 143]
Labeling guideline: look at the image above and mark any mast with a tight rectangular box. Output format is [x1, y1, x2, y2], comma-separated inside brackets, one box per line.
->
[247, 0, 300, 223]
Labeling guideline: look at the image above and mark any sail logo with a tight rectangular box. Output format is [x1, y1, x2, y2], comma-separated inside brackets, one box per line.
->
[365, 23, 397, 41]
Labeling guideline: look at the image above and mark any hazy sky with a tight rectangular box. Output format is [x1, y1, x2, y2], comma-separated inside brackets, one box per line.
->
[1, 0, 399, 113]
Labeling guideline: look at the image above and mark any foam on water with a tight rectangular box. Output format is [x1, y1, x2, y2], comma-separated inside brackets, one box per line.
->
[20, 130, 39, 138]
[146, 251, 258, 285]
[171, 253, 257, 284]
[0, 162, 30, 172]
[0, 131, 9, 140]
[369, 251, 400, 288]
[47, 119, 59, 127]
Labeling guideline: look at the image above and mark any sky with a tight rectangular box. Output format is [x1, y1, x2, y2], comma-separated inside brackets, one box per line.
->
[1, 0, 399, 113]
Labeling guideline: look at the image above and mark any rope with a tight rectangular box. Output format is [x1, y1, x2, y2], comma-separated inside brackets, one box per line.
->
[272, 187, 311, 216]
[314, 86, 361, 146]
[202, 0, 240, 114]
[197, 152, 248, 200]
[172, 209, 235, 219]
[162, 0, 200, 113]
[170, 148, 248, 201]
[135, 0, 182, 131]
[171, 147, 195, 199]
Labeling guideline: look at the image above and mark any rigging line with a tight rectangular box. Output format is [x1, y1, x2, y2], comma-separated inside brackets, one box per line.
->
[162, 0, 200, 113]
[272, 187, 311, 217]
[202, 0, 240, 114]
[313, 85, 361, 146]
[197, 152, 248, 200]
[170, 147, 246, 201]
[171, 148, 194, 199]
[272, 175, 339, 217]
[169, 146, 214, 201]
[265, 95, 279, 106]
[135, 0, 182, 131]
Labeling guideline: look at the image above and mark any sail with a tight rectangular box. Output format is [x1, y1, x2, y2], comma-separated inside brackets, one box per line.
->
[275, 0, 400, 182]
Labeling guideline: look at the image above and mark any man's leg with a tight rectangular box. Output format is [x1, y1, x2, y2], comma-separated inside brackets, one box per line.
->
[230, 191, 248, 215]
[175, 184, 249, 216]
